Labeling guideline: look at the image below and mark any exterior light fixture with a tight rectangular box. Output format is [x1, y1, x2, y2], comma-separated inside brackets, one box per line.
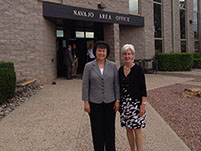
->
[97, 3, 106, 9]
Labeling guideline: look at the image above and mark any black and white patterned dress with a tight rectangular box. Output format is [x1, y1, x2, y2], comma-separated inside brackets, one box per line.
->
[119, 65, 146, 129]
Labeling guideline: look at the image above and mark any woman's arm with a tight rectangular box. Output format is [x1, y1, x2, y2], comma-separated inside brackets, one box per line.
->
[113, 63, 120, 112]
[113, 63, 120, 100]
[139, 66, 147, 116]
[82, 64, 91, 113]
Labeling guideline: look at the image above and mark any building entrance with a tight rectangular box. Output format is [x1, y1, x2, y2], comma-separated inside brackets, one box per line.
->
[56, 20, 103, 77]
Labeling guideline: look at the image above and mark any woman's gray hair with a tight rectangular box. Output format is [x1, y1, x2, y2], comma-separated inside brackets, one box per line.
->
[121, 44, 136, 60]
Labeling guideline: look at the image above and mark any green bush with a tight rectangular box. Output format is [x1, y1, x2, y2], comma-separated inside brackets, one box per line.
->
[156, 53, 193, 71]
[193, 58, 201, 69]
[0, 62, 15, 71]
[0, 62, 16, 104]
[192, 53, 201, 59]
[190, 53, 201, 69]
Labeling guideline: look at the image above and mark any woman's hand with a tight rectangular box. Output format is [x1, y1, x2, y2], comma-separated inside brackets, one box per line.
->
[114, 100, 120, 112]
[84, 101, 90, 113]
[139, 104, 146, 117]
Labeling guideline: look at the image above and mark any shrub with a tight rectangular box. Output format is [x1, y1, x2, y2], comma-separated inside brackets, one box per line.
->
[192, 53, 201, 59]
[0, 62, 16, 104]
[191, 53, 201, 69]
[0, 62, 14, 71]
[156, 53, 193, 71]
[193, 59, 201, 69]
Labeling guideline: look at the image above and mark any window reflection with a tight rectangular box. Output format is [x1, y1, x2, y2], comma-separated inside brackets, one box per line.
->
[179, 0, 185, 9]
[129, 0, 139, 14]
[180, 9, 186, 39]
[75, 31, 84, 38]
[194, 13, 198, 39]
[181, 41, 186, 52]
[154, 3, 162, 38]
[194, 0, 199, 52]
[193, 0, 198, 12]
[86, 32, 94, 38]
[56, 30, 64, 37]
[194, 41, 199, 53]
[154, 0, 162, 54]
[155, 40, 162, 54]
[179, 0, 186, 52]
[75, 31, 94, 38]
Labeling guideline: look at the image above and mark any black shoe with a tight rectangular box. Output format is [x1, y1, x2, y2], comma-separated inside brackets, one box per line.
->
[67, 77, 73, 80]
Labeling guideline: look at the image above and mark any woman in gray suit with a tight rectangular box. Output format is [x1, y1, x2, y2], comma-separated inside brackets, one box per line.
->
[82, 41, 120, 151]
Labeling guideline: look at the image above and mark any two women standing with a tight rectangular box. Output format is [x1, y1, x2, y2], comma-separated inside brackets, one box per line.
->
[82, 41, 147, 151]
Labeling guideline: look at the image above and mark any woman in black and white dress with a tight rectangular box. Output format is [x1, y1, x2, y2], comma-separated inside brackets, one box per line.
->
[118, 44, 147, 151]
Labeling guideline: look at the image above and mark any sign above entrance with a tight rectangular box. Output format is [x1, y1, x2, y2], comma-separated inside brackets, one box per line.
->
[43, 2, 144, 26]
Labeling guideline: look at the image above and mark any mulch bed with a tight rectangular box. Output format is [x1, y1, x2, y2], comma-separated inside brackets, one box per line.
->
[0, 84, 41, 121]
[148, 83, 201, 151]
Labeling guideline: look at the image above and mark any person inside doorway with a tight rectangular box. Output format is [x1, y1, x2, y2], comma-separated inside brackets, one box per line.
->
[63, 44, 74, 80]
[72, 44, 79, 77]
[87, 43, 95, 62]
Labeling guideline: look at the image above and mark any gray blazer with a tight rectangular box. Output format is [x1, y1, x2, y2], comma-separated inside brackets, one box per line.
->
[82, 59, 120, 104]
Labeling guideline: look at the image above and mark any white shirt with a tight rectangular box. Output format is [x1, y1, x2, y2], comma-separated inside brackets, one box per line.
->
[100, 68, 104, 75]
[87, 49, 95, 59]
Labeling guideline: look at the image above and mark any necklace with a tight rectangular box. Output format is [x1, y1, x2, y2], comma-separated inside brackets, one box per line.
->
[123, 63, 135, 77]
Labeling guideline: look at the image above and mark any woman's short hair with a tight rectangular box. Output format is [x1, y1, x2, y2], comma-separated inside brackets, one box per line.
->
[121, 44, 136, 55]
[93, 41, 110, 58]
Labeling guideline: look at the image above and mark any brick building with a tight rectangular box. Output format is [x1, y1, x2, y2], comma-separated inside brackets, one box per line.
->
[0, 0, 200, 84]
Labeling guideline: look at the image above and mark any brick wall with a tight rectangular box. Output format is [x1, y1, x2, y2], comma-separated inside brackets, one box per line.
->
[172, 0, 180, 52]
[163, 0, 173, 53]
[119, 0, 155, 62]
[0, 0, 56, 84]
[104, 24, 120, 68]
[41, 19, 57, 84]
[186, 1, 194, 53]
[120, 26, 145, 61]
[62, 0, 129, 14]
[141, 0, 155, 59]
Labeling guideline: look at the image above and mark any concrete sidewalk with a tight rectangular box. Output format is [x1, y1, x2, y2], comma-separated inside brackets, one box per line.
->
[0, 71, 200, 151]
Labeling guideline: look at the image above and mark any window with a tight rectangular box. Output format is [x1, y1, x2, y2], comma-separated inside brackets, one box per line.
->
[194, 12, 199, 39]
[194, 0, 199, 52]
[154, 3, 162, 38]
[180, 9, 186, 39]
[181, 41, 186, 52]
[155, 40, 163, 54]
[56, 30, 64, 37]
[179, 0, 186, 9]
[154, 0, 163, 54]
[129, 0, 139, 14]
[179, 0, 186, 52]
[195, 41, 199, 53]
[75, 31, 85, 38]
[86, 32, 94, 38]
[62, 40, 66, 48]
[75, 31, 94, 38]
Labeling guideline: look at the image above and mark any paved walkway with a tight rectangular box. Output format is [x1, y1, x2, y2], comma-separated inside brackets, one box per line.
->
[0, 71, 200, 151]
